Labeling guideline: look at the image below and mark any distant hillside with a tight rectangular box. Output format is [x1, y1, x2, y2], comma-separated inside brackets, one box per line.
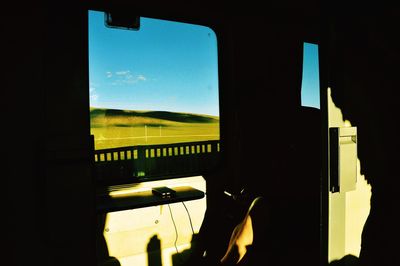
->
[90, 107, 219, 128]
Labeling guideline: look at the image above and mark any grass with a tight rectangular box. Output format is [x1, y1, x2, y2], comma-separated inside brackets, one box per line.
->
[90, 108, 219, 150]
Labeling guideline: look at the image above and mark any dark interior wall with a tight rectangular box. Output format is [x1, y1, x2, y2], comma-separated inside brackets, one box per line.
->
[42, 5, 96, 266]
[5, 4, 96, 266]
[4, 6, 47, 265]
[324, 6, 400, 266]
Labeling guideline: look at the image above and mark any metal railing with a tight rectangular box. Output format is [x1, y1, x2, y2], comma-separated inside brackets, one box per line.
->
[93, 140, 220, 182]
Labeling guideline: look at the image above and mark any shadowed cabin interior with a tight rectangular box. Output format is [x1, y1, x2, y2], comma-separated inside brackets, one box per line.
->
[5, 2, 400, 266]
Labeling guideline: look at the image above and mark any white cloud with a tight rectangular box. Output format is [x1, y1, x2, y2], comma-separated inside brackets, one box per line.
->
[89, 87, 99, 101]
[137, 74, 146, 81]
[109, 71, 147, 85]
[106, 71, 113, 78]
[115, 70, 131, 76]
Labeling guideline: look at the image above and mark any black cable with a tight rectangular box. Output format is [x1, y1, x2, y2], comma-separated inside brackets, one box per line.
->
[182, 201, 195, 235]
[167, 204, 179, 254]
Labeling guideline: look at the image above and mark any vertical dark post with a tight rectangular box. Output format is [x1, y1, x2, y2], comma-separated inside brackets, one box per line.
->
[136, 146, 146, 177]
[319, 25, 329, 266]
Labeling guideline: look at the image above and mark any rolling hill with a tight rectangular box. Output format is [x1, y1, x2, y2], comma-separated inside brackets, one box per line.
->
[90, 107, 219, 128]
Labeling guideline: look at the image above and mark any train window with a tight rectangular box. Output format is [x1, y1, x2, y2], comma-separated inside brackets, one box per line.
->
[88, 10, 220, 184]
[301, 42, 320, 109]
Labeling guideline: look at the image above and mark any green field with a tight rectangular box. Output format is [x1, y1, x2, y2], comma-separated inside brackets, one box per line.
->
[90, 108, 219, 150]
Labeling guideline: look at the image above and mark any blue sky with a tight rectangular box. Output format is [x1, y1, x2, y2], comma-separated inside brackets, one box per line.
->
[301, 42, 320, 109]
[89, 11, 319, 115]
[88, 10, 220, 116]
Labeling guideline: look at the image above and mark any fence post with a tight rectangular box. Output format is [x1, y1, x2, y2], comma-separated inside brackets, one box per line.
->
[136, 146, 146, 177]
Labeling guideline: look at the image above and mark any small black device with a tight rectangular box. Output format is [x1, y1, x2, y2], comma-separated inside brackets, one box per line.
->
[152, 186, 176, 198]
